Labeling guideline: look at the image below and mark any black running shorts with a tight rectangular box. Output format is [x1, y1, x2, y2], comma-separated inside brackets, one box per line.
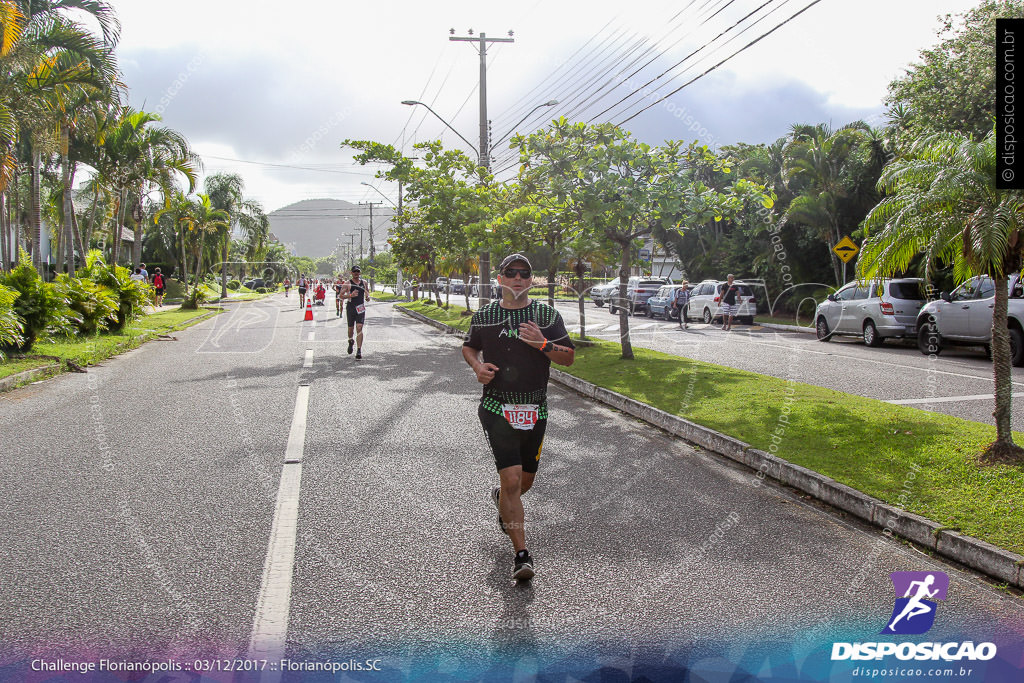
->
[346, 305, 365, 326]
[478, 404, 546, 473]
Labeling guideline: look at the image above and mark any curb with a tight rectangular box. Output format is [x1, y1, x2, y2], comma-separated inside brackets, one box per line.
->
[759, 321, 815, 334]
[0, 363, 61, 393]
[396, 304, 1024, 589]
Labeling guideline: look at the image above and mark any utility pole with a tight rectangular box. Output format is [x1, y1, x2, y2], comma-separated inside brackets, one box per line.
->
[449, 29, 514, 305]
[358, 201, 383, 262]
[346, 234, 356, 270]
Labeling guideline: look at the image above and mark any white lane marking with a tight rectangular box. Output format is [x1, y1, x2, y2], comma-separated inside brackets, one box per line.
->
[888, 392, 1024, 405]
[307, 331, 315, 342]
[248, 382, 310, 667]
[248, 461, 302, 666]
[633, 323, 657, 330]
[285, 385, 311, 464]
[303, 349, 313, 368]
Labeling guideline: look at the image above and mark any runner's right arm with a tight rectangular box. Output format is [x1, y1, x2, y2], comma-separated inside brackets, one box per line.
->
[461, 346, 498, 384]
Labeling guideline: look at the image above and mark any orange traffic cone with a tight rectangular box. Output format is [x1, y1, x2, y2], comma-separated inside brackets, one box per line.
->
[304, 297, 313, 321]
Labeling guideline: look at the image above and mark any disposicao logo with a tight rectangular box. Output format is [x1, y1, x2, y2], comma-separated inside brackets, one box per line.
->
[882, 571, 949, 635]
[831, 571, 997, 662]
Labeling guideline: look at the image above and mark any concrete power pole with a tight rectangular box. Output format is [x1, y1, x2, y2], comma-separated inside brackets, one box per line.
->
[358, 201, 382, 262]
[449, 29, 514, 305]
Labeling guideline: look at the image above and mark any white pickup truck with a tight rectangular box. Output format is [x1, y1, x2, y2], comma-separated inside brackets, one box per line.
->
[916, 274, 1024, 364]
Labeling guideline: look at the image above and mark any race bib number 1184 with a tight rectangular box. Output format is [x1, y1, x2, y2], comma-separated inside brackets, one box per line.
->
[502, 404, 539, 430]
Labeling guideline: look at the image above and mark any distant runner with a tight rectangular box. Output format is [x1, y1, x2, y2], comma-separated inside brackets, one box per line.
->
[343, 266, 369, 360]
[297, 275, 308, 309]
[461, 253, 575, 581]
[334, 275, 345, 317]
[283, 277, 291, 298]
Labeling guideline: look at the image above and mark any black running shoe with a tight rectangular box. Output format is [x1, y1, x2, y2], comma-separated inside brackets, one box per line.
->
[513, 550, 534, 581]
[491, 486, 506, 534]
[355, 350, 362, 360]
[347, 339, 354, 354]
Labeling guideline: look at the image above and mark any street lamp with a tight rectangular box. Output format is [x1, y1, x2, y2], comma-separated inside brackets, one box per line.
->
[491, 100, 559, 148]
[401, 100, 480, 160]
[360, 182, 397, 208]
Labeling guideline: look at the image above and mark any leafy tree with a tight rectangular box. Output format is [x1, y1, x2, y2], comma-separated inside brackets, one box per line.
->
[860, 129, 1024, 465]
[887, 1, 1024, 144]
[515, 120, 769, 358]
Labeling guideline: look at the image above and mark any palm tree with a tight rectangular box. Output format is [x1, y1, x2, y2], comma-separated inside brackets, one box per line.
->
[13, 0, 120, 273]
[157, 193, 227, 304]
[91, 108, 198, 267]
[860, 129, 1024, 464]
[783, 122, 870, 285]
[204, 172, 243, 298]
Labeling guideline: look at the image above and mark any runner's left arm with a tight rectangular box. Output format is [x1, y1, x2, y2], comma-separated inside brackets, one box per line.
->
[517, 318, 575, 366]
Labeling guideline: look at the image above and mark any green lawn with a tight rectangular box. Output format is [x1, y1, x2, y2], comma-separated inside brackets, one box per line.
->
[1, 307, 222, 381]
[398, 299, 473, 332]
[401, 300, 1024, 555]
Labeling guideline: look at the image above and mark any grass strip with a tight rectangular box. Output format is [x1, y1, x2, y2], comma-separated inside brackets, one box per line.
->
[1, 307, 222, 380]
[398, 299, 473, 332]
[402, 300, 1024, 555]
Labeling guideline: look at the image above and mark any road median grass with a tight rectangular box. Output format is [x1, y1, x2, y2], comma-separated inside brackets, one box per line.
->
[399, 300, 1024, 556]
[399, 299, 473, 332]
[0, 307, 223, 382]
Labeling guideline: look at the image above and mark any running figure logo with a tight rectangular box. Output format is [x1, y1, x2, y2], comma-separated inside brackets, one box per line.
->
[881, 571, 949, 635]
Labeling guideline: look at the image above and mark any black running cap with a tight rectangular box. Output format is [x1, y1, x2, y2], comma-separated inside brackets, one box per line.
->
[351, 266, 360, 272]
[499, 253, 532, 271]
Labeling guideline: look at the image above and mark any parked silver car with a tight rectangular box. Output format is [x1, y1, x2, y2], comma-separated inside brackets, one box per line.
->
[685, 279, 758, 325]
[590, 278, 620, 307]
[916, 274, 1024, 364]
[815, 278, 926, 346]
[609, 276, 672, 315]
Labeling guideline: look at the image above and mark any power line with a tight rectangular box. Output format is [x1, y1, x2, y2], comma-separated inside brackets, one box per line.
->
[490, 1, 712, 136]
[616, 0, 824, 126]
[202, 155, 379, 175]
[596, 0, 785, 123]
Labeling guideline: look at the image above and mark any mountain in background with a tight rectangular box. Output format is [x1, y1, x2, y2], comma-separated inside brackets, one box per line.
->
[268, 198, 395, 258]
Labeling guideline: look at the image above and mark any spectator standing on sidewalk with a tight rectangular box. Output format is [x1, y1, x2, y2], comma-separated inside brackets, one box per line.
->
[673, 280, 691, 329]
[721, 274, 740, 331]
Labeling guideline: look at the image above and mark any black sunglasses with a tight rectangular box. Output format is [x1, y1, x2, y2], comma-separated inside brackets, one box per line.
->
[502, 267, 532, 279]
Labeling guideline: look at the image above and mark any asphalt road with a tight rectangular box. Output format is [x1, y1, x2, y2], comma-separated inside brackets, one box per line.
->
[546, 299, 1024, 431]
[0, 294, 1021, 681]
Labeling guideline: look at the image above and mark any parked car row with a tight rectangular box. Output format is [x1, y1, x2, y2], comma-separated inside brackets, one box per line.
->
[595, 277, 760, 324]
[812, 274, 1024, 366]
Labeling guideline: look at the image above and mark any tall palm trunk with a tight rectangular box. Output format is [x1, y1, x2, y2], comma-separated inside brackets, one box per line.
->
[990, 273, 1014, 447]
[548, 263, 558, 309]
[576, 260, 588, 340]
[29, 145, 42, 274]
[111, 188, 123, 266]
[220, 231, 228, 299]
[618, 244, 633, 359]
[0, 193, 8, 270]
[178, 223, 188, 283]
[132, 192, 143, 267]
[61, 128, 75, 275]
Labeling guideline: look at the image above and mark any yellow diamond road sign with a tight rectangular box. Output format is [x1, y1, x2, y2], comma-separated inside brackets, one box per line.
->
[833, 236, 859, 263]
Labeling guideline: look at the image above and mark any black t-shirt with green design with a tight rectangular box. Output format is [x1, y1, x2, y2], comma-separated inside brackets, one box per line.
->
[463, 300, 574, 417]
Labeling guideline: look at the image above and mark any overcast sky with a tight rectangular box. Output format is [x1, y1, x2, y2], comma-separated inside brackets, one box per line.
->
[109, 0, 980, 213]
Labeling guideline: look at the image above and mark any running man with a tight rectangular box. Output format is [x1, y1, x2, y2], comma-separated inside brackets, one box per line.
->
[462, 253, 575, 581]
[342, 266, 369, 359]
[334, 275, 345, 317]
[283, 277, 291, 298]
[297, 275, 308, 309]
[888, 574, 940, 632]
